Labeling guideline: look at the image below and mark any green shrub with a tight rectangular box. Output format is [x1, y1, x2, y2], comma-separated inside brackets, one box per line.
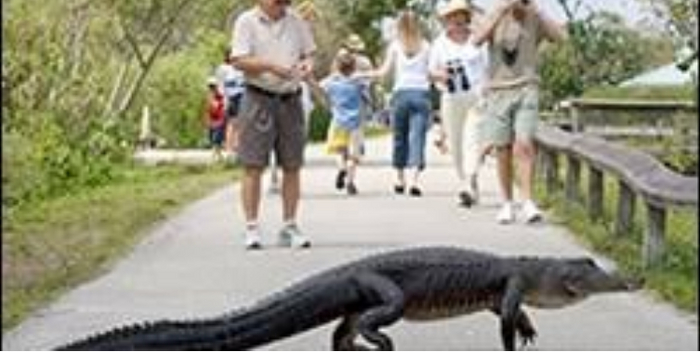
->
[307, 106, 331, 142]
[583, 84, 695, 101]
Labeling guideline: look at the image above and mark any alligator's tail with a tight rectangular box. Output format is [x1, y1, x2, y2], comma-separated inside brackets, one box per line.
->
[57, 275, 359, 350]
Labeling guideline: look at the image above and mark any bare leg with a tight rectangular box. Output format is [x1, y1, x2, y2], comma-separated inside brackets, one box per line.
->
[281, 167, 301, 223]
[513, 139, 536, 201]
[242, 167, 264, 223]
[496, 145, 514, 202]
[225, 120, 240, 153]
[396, 168, 405, 188]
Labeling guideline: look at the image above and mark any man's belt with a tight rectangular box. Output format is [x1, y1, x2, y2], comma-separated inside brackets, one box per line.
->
[246, 84, 300, 101]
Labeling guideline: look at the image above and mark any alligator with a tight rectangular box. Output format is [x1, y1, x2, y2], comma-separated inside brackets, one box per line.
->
[57, 246, 642, 351]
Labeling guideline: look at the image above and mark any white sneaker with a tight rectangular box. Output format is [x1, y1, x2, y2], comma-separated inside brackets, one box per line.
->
[522, 200, 543, 224]
[243, 227, 262, 250]
[497, 202, 516, 224]
[278, 224, 311, 249]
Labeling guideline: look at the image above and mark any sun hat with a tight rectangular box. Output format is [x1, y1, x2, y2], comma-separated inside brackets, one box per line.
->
[206, 77, 218, 86]
[437, 0, 472, 18]
[344, 34, 366, 52]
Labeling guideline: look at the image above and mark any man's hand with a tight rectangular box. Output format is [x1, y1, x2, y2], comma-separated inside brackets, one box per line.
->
[292, 61, 314, 80]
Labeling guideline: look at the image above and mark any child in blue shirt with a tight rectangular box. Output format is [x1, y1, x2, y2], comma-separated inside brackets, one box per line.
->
[309, 49, 365, 195]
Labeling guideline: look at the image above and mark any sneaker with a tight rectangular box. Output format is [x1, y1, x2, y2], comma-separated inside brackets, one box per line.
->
[243, 227, 262, 250]
[496, 203, 516, 224]
[458, 191, 475, 208]
[278, 224, 311, 249]
[335, 170, 347, 190]
[522, 200, 543, 224]
[347, 182, 358, 195]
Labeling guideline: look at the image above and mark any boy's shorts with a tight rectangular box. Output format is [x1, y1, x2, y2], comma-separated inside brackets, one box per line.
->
[209, 125, 225, 147]
[325, 123, 363, 158]
[481, 84, 539, 146]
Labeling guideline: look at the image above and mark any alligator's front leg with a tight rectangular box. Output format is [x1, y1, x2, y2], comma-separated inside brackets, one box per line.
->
[336, 272, 405, 351]
[499, 277, 525, 351]
[490, 307, 537, 348]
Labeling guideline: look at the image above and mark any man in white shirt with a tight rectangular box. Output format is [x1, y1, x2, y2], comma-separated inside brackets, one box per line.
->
[230, 0, 316, 249]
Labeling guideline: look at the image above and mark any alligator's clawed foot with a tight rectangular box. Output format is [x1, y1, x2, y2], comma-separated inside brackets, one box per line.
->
[518, 328, 537, 348]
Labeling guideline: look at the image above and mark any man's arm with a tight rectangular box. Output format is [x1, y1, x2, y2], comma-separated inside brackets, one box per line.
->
[232, 56, 295, 78]
[536, 9, 567, 43]
[472, 0, 517, 46]
[305, 76, 329, 108]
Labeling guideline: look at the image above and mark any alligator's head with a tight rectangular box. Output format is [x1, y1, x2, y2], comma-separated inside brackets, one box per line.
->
[522, 257, 643, 309]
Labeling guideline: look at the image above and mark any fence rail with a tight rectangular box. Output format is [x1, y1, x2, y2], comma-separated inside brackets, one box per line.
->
[534, 124, 698, 268]
[557, 98, 697, 133]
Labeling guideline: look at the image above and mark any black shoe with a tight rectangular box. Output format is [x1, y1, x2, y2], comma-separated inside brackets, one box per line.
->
[347, 183, 358, 195]
[394, 185, 405, 194]
[409, 186, 422, 197]
[335, 170, 347, 190]
[458, 191, 474, 208]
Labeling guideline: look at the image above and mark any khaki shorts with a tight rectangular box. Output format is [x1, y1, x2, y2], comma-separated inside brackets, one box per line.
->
[237, 86, 306, 169]
[481, 85, 539, 146]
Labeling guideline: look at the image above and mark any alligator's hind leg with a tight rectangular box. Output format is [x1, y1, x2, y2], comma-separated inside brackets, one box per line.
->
[332, 314, 370, 350]
[351, 272, 405, 351]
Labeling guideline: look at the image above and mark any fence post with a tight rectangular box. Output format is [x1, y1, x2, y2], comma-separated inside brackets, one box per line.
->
[588, 166, 604, 220]
[566, 155, 581, 204]
[615, 180, 636, 235]
[542, 149, 559, 195]
[643, 201, 667, 268]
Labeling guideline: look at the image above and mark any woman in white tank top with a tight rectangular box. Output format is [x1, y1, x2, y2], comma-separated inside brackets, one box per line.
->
[359, 10, 433, 196]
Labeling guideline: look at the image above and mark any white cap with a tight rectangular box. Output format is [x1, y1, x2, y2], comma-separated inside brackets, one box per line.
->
[437, 0, 472, 18]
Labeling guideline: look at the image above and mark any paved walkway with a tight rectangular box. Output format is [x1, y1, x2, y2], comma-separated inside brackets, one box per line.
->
[3, 136, 697, 350]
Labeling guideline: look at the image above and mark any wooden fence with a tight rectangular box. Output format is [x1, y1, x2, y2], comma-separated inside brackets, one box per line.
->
[534, 124, 698, 268]
[557, 98, 697, 133]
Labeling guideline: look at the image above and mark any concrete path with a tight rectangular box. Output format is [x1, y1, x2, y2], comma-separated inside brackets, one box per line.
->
[3, 136, 697, 351]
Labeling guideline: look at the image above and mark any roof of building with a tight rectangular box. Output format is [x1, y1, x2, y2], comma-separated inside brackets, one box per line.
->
[620, 61, 697, 87]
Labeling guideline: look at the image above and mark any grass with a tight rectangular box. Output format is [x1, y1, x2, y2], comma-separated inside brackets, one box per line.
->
[2, 163, 238, 332]
[534, 159, 698, 312]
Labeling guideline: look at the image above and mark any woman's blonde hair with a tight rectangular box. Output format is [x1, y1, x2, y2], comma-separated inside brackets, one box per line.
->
[396, 10, 424, 56]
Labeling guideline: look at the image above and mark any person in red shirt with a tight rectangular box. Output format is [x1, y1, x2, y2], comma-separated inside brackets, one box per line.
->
[205, 77, 226, 160]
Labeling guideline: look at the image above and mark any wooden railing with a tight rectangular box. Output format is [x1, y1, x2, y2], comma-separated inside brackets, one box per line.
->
[557, 98, 696, 133]
[534, 124, 698, 268]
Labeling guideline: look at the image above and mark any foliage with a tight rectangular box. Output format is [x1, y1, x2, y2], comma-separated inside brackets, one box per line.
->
[534, 161, 697, 312]
[583, 84, 695, 100]
[2, 0, 248, 214]
[635, 0, 698, 52]
[307, 106, 332, 142]
[539, 11, 674, 108]
[2, 165, 236, 331]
